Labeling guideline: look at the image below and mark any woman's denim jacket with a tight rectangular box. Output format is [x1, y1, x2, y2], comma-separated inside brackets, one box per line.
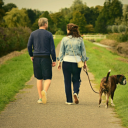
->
[58, 36, 89, 62]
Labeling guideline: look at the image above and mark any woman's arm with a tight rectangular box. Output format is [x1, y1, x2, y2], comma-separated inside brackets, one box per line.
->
[58, 38, 65, 62]
[57, 38, 65, 70]
[81, 39, 88, 62]
[81, 39, 88, 69]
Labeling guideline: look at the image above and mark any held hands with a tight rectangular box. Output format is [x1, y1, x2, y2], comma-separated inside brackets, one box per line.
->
[52, 62, 56, 67]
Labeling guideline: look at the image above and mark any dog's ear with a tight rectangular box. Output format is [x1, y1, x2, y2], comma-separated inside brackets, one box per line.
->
[117, 75, 121, 79]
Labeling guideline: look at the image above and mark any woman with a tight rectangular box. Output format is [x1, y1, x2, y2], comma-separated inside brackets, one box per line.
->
[57, 23, 88, 105]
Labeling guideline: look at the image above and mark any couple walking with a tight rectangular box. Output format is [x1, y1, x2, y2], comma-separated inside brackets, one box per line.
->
[28, 18, 88, 105]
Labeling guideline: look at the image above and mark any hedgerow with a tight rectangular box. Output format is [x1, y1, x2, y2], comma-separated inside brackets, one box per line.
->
[0, 27, 31, 57]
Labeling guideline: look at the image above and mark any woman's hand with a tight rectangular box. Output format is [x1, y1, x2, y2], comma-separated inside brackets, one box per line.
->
[83, 61, 87, 69]
[57, 61, 61, 70]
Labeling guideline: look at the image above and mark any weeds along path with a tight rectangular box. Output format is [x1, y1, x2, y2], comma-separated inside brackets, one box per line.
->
[0, 43, 124, 128]
[0, 48, 27, 65]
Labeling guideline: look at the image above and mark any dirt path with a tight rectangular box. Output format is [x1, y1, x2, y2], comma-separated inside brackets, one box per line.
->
[0, 43, 124, 128]
[93, 42, 113, 49]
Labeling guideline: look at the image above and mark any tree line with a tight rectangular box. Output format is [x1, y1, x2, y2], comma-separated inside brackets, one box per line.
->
[0, 0, 128, 34]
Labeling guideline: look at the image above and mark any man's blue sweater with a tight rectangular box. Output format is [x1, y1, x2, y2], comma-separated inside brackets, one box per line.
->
[27, 29, 56, 62]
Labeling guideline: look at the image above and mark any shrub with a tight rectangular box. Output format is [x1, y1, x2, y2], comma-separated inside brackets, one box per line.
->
[117, 33, 128, 42]
[107, 26, 112, 33]
[0, 27, 31, 57]
[55, 29, 64, 35]
[112, 25, 118, 33]
[107, 33, 128, 42]
[118, 25, 127, 33]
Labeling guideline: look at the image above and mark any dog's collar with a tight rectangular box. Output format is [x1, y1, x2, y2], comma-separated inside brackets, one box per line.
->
[102, 89, 108, 92]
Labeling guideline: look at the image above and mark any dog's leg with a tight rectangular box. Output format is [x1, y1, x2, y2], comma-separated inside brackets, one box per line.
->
[99, 91, 102, 107]
[111, 92, 115, 106]
[105, 93, 109, 109]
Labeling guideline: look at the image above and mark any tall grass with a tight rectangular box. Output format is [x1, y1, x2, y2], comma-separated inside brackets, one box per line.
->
[85, 40, 128, 127]
[0, 35, 63, 112]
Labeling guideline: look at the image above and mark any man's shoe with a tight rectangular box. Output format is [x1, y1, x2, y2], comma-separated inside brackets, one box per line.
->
[65, 102, 73, 105]
[73, 93, 79, 104]
[37, 99, 43, 104]
[41, 90, 47, 104]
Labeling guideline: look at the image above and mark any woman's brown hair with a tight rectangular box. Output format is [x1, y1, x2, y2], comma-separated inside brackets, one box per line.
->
[67, 23, 82, 38]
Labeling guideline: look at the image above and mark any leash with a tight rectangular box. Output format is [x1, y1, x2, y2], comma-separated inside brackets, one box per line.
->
[83, 68, 99, 94]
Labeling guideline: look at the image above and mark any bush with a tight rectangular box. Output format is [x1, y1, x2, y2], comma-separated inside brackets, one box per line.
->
[107, 33, 128, 42]
[118, 25, 127, 33]
[112, 25, 118, 33]
[107, 26, 112, 33]
[117, 33, 128, 42]
[0, 27, 31, 57]
[55, 29, 64, 35]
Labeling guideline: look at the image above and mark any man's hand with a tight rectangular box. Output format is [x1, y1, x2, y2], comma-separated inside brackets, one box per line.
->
[31, 57, 34, 62]
[57, 61, 61, 70]
[52, 62, 56, 67]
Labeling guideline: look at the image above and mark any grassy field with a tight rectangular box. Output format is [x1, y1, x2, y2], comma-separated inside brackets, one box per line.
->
[84, 40, 128, 127]
[0, 35, 63, 112]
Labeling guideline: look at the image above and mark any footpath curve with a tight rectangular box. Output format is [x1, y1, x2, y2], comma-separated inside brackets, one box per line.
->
[0, 43, 124, 128]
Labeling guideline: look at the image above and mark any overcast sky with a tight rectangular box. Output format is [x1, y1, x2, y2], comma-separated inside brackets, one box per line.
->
[3, 0, 128, 12]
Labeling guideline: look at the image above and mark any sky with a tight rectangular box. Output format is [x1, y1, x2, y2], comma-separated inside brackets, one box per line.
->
[3, 0, 128, 12]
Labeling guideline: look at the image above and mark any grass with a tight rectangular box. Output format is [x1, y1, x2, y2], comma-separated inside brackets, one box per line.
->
[0, 35, 63, 112]
[54, 35, 64, 47]
[84, 40, 128, 127]
[95, 39, 103, 42]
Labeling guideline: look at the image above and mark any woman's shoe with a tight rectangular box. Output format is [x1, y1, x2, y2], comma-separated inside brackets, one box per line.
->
[65, 102, 73, 105]
[73, 93, 79, 104]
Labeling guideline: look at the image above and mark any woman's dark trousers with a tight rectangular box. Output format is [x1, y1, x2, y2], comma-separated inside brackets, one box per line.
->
[62, 61, 81, 103]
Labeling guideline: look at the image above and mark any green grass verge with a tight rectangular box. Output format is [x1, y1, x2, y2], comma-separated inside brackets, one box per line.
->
[84, 40, 128, 127]
[0, 35, 63, 112]
[54, 35, 65, 48]
[0, 53, 33, 112]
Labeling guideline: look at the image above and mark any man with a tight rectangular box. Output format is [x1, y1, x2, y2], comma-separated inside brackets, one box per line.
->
[28, 17, 56, 104]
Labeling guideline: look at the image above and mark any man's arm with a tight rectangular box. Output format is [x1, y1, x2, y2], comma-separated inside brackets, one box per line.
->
[50, 34, 56, 62]
[27, 34, 33, 61]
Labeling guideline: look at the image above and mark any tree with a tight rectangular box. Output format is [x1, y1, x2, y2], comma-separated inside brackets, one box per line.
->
[33, 9, 44, 19]
[26, 9, 36, 25]
[103, 0, 123, 25]
[70, 11, 87, 34]
[95, 5, 103, 12]
[0, 0, 5, 20]
[122, 4, 128, 26]
[95, 13, 107, 33]
[71, 0, 84, 8]
[95, 0, 123, 33]
[3, 3, 17, 13]
[32, 11, 55, 33]
[85, 24, 94, 33]
[3, 8, 30, 27]
[50, 12, 67, 34]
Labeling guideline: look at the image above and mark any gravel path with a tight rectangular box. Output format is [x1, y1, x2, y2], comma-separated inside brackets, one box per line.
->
[0, 43, 124, 128]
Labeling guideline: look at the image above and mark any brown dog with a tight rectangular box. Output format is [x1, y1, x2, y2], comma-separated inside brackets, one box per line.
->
[99, 70, 126, 108]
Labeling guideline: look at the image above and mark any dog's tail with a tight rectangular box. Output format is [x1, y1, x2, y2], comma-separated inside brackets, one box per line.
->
[105, 70, 111, 83]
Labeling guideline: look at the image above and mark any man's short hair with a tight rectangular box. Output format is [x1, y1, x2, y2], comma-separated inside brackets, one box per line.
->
[38, 18, 48, 27]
